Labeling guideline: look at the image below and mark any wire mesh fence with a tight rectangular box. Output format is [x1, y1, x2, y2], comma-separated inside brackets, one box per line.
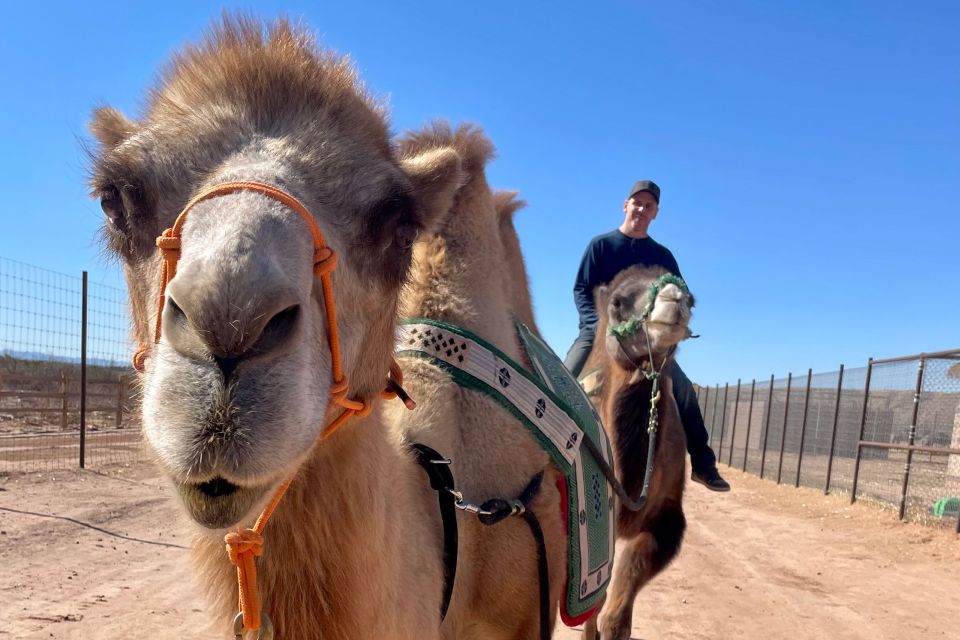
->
[0, 257, 141, 473]
[700, 350, 960, 533]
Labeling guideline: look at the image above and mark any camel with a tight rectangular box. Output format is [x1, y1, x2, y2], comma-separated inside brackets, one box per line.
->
[578, 265, 692, 640]
[84, 18, 525, 639]
[490, 197, 691, 639]
[385, 124, 566, 639]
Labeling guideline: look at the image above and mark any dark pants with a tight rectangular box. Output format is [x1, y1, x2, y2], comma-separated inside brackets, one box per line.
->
[564, 327, 717, 474]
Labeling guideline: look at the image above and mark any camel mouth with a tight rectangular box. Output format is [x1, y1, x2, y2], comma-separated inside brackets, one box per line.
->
[176, 477, 269, 530]
[197, 477, 239, 498]
[644, 319, 688, 334]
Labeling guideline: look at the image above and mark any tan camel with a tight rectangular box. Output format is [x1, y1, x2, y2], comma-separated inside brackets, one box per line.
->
[85, 18, 508, 639]
[385, 123, 566, 639]
[579, 265, 692, 640]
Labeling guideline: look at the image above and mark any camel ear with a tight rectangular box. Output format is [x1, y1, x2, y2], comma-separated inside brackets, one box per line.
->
[493, 190, 526, 224]
[594, 284, 611, 313]
[400, 147, 465, 232]
[89, 107, 137, 149]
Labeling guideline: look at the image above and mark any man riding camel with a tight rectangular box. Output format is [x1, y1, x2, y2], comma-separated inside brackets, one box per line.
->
[564, 179, 730, 492]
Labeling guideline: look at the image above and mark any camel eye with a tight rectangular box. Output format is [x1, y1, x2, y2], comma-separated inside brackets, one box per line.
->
[611, 296, 623, 310]
[394, 221, 420, 250]
[100, 186, 127, 232]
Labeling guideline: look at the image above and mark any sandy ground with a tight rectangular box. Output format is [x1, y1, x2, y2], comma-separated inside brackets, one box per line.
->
[2, 464, 958, 640]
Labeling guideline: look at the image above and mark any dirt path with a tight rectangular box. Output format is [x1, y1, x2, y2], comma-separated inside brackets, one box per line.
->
[2, 464, 958, 639]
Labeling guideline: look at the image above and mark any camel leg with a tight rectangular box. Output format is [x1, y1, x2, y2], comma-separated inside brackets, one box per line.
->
[580, 592, 606, 640]
[599, 533, 655, 640]
[600, 506, 686, 640]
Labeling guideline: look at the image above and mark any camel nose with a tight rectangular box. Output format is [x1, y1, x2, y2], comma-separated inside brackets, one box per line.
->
[650, 284, 689, 325]
[657, 283, 686, 304]
[162, 265, 303, 381]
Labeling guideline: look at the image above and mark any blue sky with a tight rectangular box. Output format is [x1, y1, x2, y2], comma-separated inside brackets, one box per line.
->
[1, 1, 957, 384]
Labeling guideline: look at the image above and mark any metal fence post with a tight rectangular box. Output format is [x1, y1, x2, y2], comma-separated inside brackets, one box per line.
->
[717, 383, 730, 461]
[851, 358, 875, 504]
[760, 374, 775, 479]
[709, 384, 720, 447]
[60, 369, 68, 429]
[897, 359, 926, 521]
[727, 379, 741, 466]
[825, 364, 845, 494]
[776, 372, 793, 484]
[795, 368, 813, 487]
[742, 379, 756, 472]
[79, 271, 88, 469]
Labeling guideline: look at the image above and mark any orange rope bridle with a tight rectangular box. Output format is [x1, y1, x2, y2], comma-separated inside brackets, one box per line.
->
[132, 181, 412, 635]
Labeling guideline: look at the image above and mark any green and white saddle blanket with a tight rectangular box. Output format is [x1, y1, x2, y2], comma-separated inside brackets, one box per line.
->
[396, 318, 615, 625]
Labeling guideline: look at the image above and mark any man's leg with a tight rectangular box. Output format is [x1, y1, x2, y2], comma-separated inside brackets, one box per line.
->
[563, 326, 596, 378]
[671, 363, 730, 492]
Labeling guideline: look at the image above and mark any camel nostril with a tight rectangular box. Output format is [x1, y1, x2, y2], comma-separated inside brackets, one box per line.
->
[253, 304, 301, 356]
[167, 296, 188, 326]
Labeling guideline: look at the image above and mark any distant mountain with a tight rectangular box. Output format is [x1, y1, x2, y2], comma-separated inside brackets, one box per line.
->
[0, 349, 127, 369]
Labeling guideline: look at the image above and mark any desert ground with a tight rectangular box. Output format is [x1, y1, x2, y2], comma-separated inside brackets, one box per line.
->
[2, 463, 958, 640]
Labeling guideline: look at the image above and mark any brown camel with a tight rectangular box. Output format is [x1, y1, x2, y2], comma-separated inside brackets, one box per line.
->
[385, 124, 566, 639]
[579, 265, 692, 640]
[84, 18, 520, 639]
[465, 184, 690, 640]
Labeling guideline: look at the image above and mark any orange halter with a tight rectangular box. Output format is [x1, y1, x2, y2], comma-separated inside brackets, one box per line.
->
[133, 181, 412, 634]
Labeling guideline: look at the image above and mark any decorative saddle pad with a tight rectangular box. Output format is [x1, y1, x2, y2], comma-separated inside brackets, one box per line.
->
[396, 318, 614, 624]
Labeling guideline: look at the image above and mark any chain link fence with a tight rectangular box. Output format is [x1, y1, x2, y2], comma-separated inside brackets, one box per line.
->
[0, 257, 141, 472]
[699, 350, 960, 533]
[5, 251, 960, 539]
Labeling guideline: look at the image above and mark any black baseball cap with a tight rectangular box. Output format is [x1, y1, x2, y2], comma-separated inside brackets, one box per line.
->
[627, 180, 660, 203]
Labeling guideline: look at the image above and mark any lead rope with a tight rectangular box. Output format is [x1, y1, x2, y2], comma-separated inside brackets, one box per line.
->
[131, 181, 413, 638]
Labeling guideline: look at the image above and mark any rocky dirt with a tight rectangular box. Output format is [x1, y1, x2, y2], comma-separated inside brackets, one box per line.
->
[2, 464, 958, 639]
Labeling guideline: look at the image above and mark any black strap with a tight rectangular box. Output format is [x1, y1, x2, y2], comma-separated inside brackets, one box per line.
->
[521, 508, 551, 640]
[477, 471, 551, 640]
[410, 442, 459, 622]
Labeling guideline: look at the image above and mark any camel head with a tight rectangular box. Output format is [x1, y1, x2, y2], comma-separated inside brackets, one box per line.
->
[395, 122, 495, 235]
[87, 18, 463, 530]
[596, 265, 694, 374]
[394, 122, 513, 321]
